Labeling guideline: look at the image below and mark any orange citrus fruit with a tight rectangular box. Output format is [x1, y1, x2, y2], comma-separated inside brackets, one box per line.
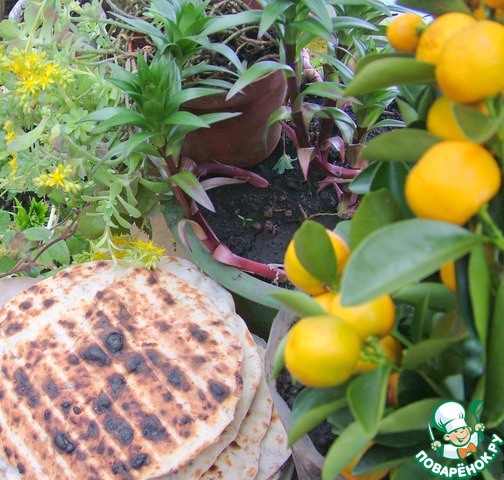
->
[416, 12, 476, 64]
[354, 335, 403, 374]
[436, 20, 504, 102]
[405, 141, 501, 225]
[284, 315, 361, 388]
[342, 443, 389, 480]
[386, 13, 425, 52]
[426, 96, 488, 141]
[284, 230, 350, 295]
[440, 261, 457, 292]
[316, 292, 396, 340]
[486, 0, 504, 7]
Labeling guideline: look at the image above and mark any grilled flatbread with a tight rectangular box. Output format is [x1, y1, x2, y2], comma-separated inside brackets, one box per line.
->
[200, 345, 273, 480]
[255, 407, 291, 480]
[155, 257, 262, 479]
[0, 261, 243, 480]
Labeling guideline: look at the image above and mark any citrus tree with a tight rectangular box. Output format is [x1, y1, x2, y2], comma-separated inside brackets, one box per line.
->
[273, 1, 504, 478]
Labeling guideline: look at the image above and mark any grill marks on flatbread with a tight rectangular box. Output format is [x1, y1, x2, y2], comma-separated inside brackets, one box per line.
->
[0, 262, 243, 480]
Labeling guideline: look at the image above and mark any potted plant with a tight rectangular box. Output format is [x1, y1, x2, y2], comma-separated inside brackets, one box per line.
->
[110, 0, 289, 168]
[267, 0, 504, 478]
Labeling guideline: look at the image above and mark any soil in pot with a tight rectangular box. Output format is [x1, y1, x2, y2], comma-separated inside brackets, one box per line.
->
[204, 138, 343, 268]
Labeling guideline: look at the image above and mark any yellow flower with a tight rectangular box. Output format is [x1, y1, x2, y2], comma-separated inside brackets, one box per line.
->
[2, 48, 68, 97]
[86, 235, 165, 269]
[34, 163, 82, 193]
[8, 154, 17, 176]
[3, 120, 15, 143]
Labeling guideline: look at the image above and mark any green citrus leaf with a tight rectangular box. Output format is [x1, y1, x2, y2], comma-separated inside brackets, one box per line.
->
[453, 103, 503, 144]
[369, 162, 412, 218]
[361, 129, 440, 163]
[271, 290, 327, 317]
[340, 219, 482, 305]
[322, 421, 372, 480]
[397, 0, 471, 16]
[349, 161, 382, 194]
[468, 244, 491, 353]
[349, 189, 404, 250]
[294, 220, 339, 289]
[393, 283, 456, 312]
[483, 279, 504, 428]
[289, 387, 347, 446]
[345, 58, 435, 98]
[347, 365, 391, 435]
[379, 398, 447, 434]
[402, 336, 467, 369]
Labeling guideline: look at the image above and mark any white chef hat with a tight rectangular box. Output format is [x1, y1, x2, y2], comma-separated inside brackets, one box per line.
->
[433, 401, 468, 433]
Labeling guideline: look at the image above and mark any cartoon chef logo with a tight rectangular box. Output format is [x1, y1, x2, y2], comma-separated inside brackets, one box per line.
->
[430, 401, 485, 460]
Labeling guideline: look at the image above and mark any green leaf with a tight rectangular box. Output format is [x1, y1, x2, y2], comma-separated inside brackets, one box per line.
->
[453, 103, 503, 144]
[361, 129, 440, 164]
[170, 171, 215, 212]
[294, 220, 339, 289]
[23, 227, 51, 242]
[226, 62, 292, 100]
[393, 283, 456, 312]
[397, 0, 471, 16]
[349, 161, 382, 194]
[271, 290, 327, 317]
[369, 162, 412, 218]
[483, 279, 504, 428]
[355, 444, 424, 476]
[299, 82, 344, 102]
[270, 334, 288, 381]
[332, 16, 379, 32]
[259, 0, 294, 37]
[340, 219, 482, 305]
[345, 58, 435, 98]
[378, 398, 446, 434]
[349, 189, 403, 251]
[0, 211, 11, 235]
[290, 387, 347, 446]
[322, 421, 372, 480]
[7, 118, 48, 153]
[39, 241, 70, 266]
[0, 256, 16, 273]
[201, 10, 262, 36]
[347, 366, 391, 435]
[468, 244, 491, 352]
[402, 336, 466, 369]
[162, 111, 212, 128]
[138, 178, 172, 194]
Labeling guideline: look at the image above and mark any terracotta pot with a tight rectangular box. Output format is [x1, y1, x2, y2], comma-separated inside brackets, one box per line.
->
[181, 68, 287, 168]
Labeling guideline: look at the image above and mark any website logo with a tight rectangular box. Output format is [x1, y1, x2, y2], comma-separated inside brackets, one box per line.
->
[414, 400, 503, 478]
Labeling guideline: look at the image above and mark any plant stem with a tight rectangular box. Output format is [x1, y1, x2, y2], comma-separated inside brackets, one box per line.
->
[479, 204, 504, 252]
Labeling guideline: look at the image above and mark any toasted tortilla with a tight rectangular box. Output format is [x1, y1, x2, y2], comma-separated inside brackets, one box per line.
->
[0, 261, 243, 479]
[155, 257, 262, 480]
[200, 345, 273, 480]
[255, 407, 291, 480]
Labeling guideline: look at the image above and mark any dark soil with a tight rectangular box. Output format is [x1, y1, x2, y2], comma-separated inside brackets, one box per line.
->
[205, 138, 344, 269]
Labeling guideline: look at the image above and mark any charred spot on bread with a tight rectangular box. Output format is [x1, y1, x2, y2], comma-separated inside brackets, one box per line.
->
[53, 433, 77, 454]
[80, 345, 111, 367]
[107, 373, 126, 398]
[104, 414, 134, 445]
[104, 331, 124, 354]
[208, 381, 230, 403]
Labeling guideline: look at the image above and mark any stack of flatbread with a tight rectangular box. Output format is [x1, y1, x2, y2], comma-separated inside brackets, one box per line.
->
[0, 257, 291, 479]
